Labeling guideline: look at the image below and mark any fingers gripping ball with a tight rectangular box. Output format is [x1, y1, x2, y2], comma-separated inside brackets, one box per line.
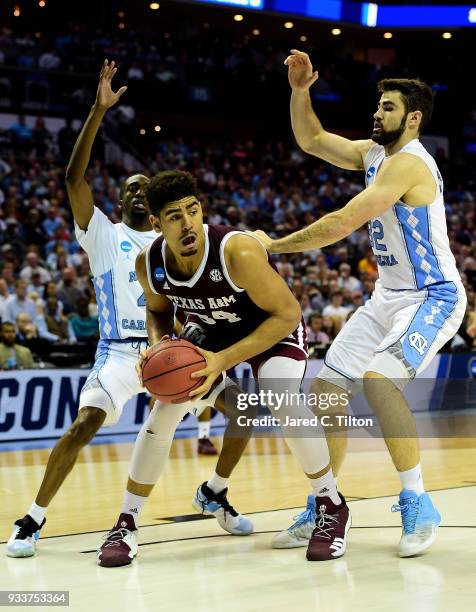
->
[141, 339, 206, 403]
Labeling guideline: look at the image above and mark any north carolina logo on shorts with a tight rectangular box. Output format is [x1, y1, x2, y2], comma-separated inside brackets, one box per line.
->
[366, 166, 376, 179]
[209, 268, 223, 282]
[154, 267, 165, 282]
[408, 332, 428, 356]
[120, 241, 132, 252]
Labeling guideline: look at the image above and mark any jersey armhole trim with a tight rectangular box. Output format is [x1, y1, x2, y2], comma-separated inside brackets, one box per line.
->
[219, 231, 248, 293]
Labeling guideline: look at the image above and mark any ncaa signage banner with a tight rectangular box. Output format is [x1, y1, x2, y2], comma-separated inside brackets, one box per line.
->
[0, 356, 443, 444]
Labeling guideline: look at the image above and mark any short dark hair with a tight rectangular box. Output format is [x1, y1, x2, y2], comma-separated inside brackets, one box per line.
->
[146, 170, 199, 216]
[377, 78, 434, 133]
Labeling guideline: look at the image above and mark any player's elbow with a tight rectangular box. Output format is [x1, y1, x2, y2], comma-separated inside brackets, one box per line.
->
[65, 165, 81, 185]
[280, 299, 301, 334]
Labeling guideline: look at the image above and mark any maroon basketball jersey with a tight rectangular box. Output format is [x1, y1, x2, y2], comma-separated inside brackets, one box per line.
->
[145, 224, 307, 359]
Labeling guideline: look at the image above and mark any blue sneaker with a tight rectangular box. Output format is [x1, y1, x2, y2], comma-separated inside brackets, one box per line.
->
[391, 490, 441, 557]
[7, 515, 45, 558]
[272, 495, 316, 549]
[192, 482, 253, 535]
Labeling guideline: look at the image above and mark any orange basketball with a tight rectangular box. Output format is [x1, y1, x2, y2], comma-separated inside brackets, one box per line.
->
[141, 339, 206, 403]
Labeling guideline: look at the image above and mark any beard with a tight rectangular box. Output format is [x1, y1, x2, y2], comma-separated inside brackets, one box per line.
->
[371, 115, 406, 146]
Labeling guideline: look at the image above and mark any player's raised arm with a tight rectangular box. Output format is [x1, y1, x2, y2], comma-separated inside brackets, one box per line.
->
[135, 249, 174, 346]
[286, 50, 372, 170]
[65, 60, 127, 229]
[256, 152, 423, 254]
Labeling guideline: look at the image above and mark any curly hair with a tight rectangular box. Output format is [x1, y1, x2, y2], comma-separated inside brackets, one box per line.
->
[146, 170, 199, 215]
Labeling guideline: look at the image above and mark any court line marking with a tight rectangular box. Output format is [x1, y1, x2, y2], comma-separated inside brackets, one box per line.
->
[80, 524, 476, 554]
[2, 485, 474, 545]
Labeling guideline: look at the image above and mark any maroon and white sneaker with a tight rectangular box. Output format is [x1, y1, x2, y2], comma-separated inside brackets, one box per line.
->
[198, 437, 218, 455]
[97, 513, 138, 567]
[306, 493, 351, 561]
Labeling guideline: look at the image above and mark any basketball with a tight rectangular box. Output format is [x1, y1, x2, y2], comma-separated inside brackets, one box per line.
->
[141, 339, 206, 403]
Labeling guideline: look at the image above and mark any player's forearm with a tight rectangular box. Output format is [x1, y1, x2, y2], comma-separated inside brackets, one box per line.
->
[291, 89, 324, 153]
[270, 211, 350, 254]
[65, 104, 106, 183]
[217, 312, 300, 371]
[146, 309, 174, 346]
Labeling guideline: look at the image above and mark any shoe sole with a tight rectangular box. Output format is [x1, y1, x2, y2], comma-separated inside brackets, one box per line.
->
[271, 535, 313, 549]
[97, 544, 138, 568]
[307, 512, 352, 561]
[191, 498, 252, 536]
[6, 548, 35, 558]
[398, 524, 439, 558]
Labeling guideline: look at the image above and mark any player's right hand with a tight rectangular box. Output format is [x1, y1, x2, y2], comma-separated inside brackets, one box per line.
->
[95, 59, 128, 111]
[284, 49, 319, 91]
[136, 335, 170, 385]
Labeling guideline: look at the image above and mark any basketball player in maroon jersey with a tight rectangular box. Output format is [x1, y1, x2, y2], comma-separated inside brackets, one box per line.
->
[98, 170, 349, 566]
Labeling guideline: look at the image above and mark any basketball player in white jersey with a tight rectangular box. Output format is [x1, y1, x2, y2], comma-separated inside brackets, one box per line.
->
[5, 60, 157, 556]
[255, 50, 466, 557]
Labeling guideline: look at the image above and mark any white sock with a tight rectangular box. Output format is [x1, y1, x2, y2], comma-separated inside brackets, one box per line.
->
[207, 471, 228, 494]
[198, 420, 211, 439]
[399, 463, 425, 495]
[309, 469, 341, 506]
[28, 502, 47, 526]
[120, 491, 147, 529]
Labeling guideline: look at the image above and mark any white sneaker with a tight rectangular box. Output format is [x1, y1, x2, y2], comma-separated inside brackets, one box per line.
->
[272, 495, 316, 549]
[392, 490, 442, 557]
[7, 515, 45, 558]
[192, 482, 253, 535]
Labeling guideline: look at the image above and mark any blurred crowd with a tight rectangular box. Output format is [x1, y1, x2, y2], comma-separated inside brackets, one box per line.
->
[1, 114, 476, 370]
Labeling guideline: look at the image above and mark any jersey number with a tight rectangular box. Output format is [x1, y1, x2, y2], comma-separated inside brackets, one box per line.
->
[369, 220, 387, 252]
[137, 293, 146, 307]
[195, 310, 241, 325]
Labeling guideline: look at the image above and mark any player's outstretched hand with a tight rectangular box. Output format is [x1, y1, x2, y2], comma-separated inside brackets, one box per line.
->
[284, 49, 319, 91]
[136, 335, 170, 385]
[95, 59, 128, 111]
[253, 230, 274, 252]
[189, 347, 226, 399]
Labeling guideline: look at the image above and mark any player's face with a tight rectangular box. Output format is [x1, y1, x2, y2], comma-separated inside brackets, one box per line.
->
[1, 324, 16, 346]
[372, 91, 408, 145]
[153, 196, 204, 258]
[120, 175, 150, 223]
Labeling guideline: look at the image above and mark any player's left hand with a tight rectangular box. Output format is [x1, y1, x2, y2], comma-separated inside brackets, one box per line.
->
[189, 347, 226, 398]
[252, 230, 274, 252]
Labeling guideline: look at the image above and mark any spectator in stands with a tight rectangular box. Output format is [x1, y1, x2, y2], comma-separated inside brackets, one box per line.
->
[9, 116, 33, 150]
[0, 321, 34, 370]
[38, 48, 61, 70]
[32, 117, 52, 158]
[56, 267, 82, 314]
[69, 296, 99, 344]
[322, 290, 351, 331]
[20, 251, 51, 284]
[349, 290, 365, 311]
[3, 280, 37, 323]
[58, 119, 78, 163]
[35, 297, 76, 344]
[306, 313, 330, 347]
[1, 262, 16, 293]
[0, 278, 9, 320]
[337, 263, 362, 293]
[358, 248, 378, 277]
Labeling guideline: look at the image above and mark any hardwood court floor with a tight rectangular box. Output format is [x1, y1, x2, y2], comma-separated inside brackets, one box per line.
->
[1, 436, 476, 611]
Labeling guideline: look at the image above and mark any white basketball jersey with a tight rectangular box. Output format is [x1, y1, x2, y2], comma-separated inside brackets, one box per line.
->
[364, 139, 460, 290]
[75, 207, 156, 340]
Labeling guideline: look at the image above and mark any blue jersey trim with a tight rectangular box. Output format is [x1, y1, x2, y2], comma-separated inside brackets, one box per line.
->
[393, 205, 417, 288]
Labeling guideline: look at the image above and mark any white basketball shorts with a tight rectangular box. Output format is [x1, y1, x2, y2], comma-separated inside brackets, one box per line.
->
[318, 280, 466, 394]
